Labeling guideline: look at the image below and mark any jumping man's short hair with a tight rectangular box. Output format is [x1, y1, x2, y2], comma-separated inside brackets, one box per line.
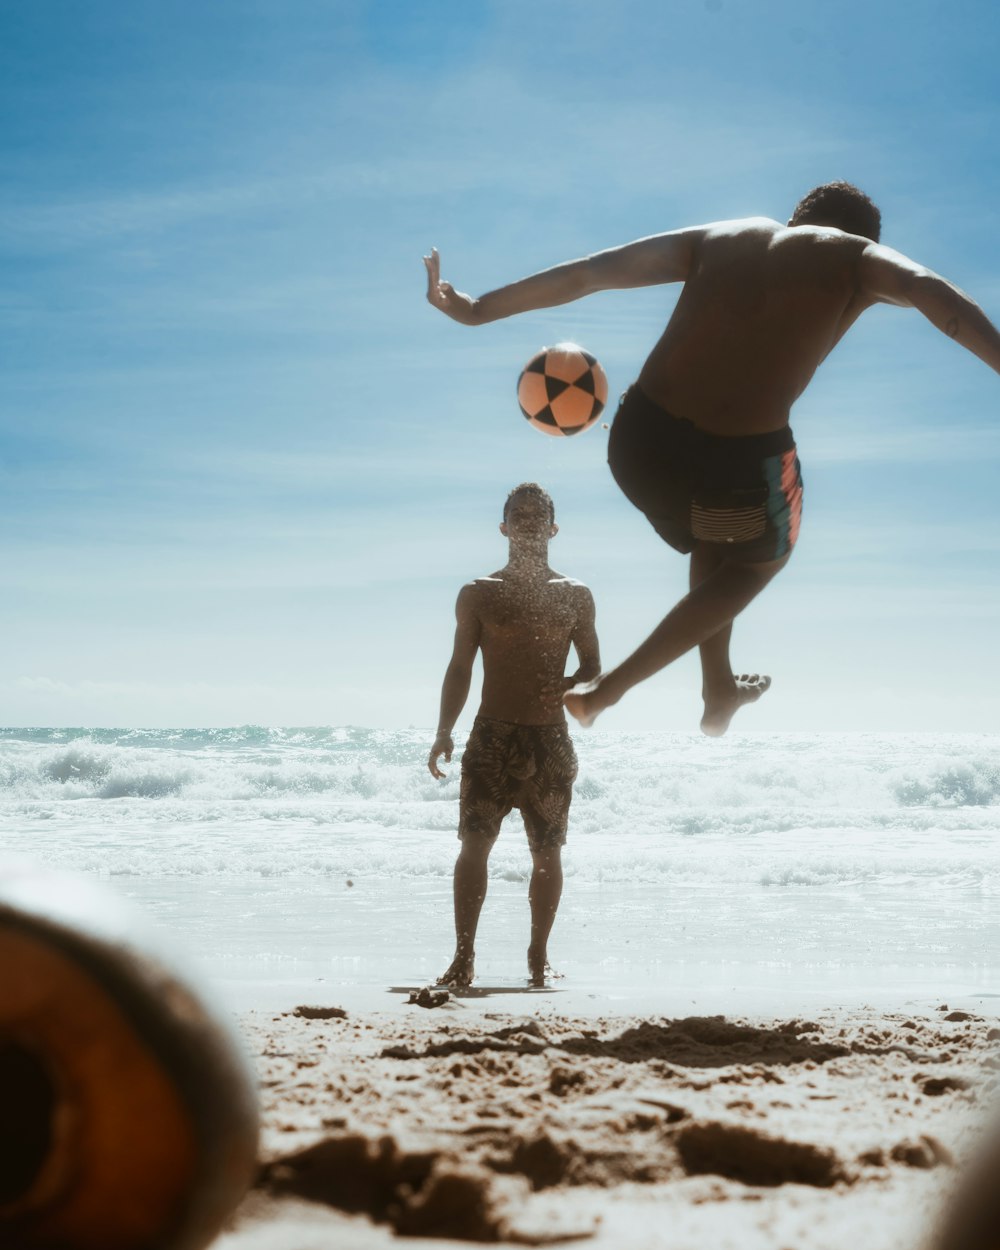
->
[789, 181, 882, 242]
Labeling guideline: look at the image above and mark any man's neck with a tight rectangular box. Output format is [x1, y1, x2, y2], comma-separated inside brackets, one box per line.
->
[502, 544, 552, 579]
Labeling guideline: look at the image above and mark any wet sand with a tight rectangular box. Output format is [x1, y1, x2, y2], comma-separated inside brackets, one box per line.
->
[215, 995, 1000, 1249]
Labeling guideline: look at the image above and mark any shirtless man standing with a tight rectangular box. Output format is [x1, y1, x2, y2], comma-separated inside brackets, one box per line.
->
[428, 482, 600, 988]
[424, 182, 1000, 734]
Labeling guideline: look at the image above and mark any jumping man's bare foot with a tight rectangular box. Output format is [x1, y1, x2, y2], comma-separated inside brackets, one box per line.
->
[437, 952, 475, 988]
[563, 675, 617, 728]
[700, 673, 771, 738]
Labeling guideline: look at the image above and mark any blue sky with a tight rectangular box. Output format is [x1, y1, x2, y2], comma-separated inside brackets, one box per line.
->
[2, 0, 998, 730]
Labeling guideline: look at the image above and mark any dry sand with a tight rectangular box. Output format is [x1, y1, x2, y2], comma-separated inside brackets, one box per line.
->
[215, 996, 1000, 1250]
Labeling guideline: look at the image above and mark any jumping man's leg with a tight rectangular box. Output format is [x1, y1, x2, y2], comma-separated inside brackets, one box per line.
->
[437, 838, 493, 987]
[527, 844, 563, 987]
[565, 551, 789, 730]
[690, 543, 774, 737]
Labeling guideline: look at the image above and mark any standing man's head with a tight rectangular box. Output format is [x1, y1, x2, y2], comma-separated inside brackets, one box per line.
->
[500, 482, 558, 543]
[788, 181, 882, 242]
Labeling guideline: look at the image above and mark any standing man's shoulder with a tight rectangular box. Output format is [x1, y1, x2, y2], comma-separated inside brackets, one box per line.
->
[455, 577, 485, 611]
[455, 573, 502, 614]
[549, 574, 596, 612]
[548, 572, 590, 591]
[461, 572, 504, 591]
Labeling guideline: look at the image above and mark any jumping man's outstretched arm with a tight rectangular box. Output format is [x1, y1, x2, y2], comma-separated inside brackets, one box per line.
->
[859, 244, 1000, 376]
[423, 229, 705, 326]
[428, 584, 481, 779]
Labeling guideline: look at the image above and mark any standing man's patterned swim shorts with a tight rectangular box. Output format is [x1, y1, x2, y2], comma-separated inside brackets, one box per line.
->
[608, 384, 804, 563]
[459, 717, 578, 852]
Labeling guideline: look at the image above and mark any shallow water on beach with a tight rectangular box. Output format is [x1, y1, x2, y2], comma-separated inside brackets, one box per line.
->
[2, 726, 999, 1010]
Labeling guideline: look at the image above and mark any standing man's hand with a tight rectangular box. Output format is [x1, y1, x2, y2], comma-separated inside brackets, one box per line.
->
[424, 248, 480, 325]
[428, 731, 455, 779]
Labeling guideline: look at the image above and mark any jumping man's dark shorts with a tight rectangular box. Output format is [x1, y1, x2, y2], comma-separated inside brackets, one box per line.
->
[607, 385, 804, 562]
[459, 717, 578, 852]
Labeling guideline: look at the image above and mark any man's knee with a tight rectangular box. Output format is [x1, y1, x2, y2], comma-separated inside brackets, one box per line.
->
[530, 845, 563, 872]
[458, 836, 494, 864]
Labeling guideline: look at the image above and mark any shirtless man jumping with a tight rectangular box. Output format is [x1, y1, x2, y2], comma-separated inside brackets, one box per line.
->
[428, 483, 600, 988]
[424, 182, 1000, 734]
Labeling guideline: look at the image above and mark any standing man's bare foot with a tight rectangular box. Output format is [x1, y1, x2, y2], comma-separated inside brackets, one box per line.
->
[700, 673, 771, 737]
[563, 676, 616, 728]
[527, 944, 562, 988]
[437, 952, 475, 987]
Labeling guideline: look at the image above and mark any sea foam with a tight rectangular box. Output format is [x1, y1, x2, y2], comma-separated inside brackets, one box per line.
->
[1, 728, 998, 892]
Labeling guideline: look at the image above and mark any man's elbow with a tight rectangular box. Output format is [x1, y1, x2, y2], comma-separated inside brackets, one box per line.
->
[910, 269, 960, 312]
[445, 661, 474, 686]
[908, 273, 977, 340]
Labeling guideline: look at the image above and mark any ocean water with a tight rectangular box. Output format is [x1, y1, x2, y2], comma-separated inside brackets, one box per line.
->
[2, 726, 999, 1013]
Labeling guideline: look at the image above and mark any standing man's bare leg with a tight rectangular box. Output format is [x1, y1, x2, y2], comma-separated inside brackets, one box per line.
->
[527, 845, 563, 987]
[565, 553, 789, 729]
[690, 544, 774, 737]
[438, 840, 492, 987]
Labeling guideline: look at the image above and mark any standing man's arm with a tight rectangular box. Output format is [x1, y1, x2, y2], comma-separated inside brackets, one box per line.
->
[567, 587, 601, 688]
[428, 584, 481, 780]
[423, 228, 704, 327]
[541, 587, 601, 709]
[859, 244, 1000, 376]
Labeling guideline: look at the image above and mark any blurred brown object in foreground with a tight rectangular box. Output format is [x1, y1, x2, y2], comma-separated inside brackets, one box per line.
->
[0, 866, 259, 1249]
[933, 1094, 1000, 1250]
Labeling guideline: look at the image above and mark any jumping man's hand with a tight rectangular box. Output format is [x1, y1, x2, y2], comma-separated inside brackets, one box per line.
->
[428, 731, 455, 780]
[423, 248, 480, 325]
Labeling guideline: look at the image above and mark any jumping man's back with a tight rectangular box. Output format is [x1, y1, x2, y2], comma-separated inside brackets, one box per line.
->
[638, 218, 872, 435]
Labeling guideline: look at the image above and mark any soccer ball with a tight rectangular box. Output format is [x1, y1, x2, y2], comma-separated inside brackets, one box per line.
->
[516, 343, 608, 437]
